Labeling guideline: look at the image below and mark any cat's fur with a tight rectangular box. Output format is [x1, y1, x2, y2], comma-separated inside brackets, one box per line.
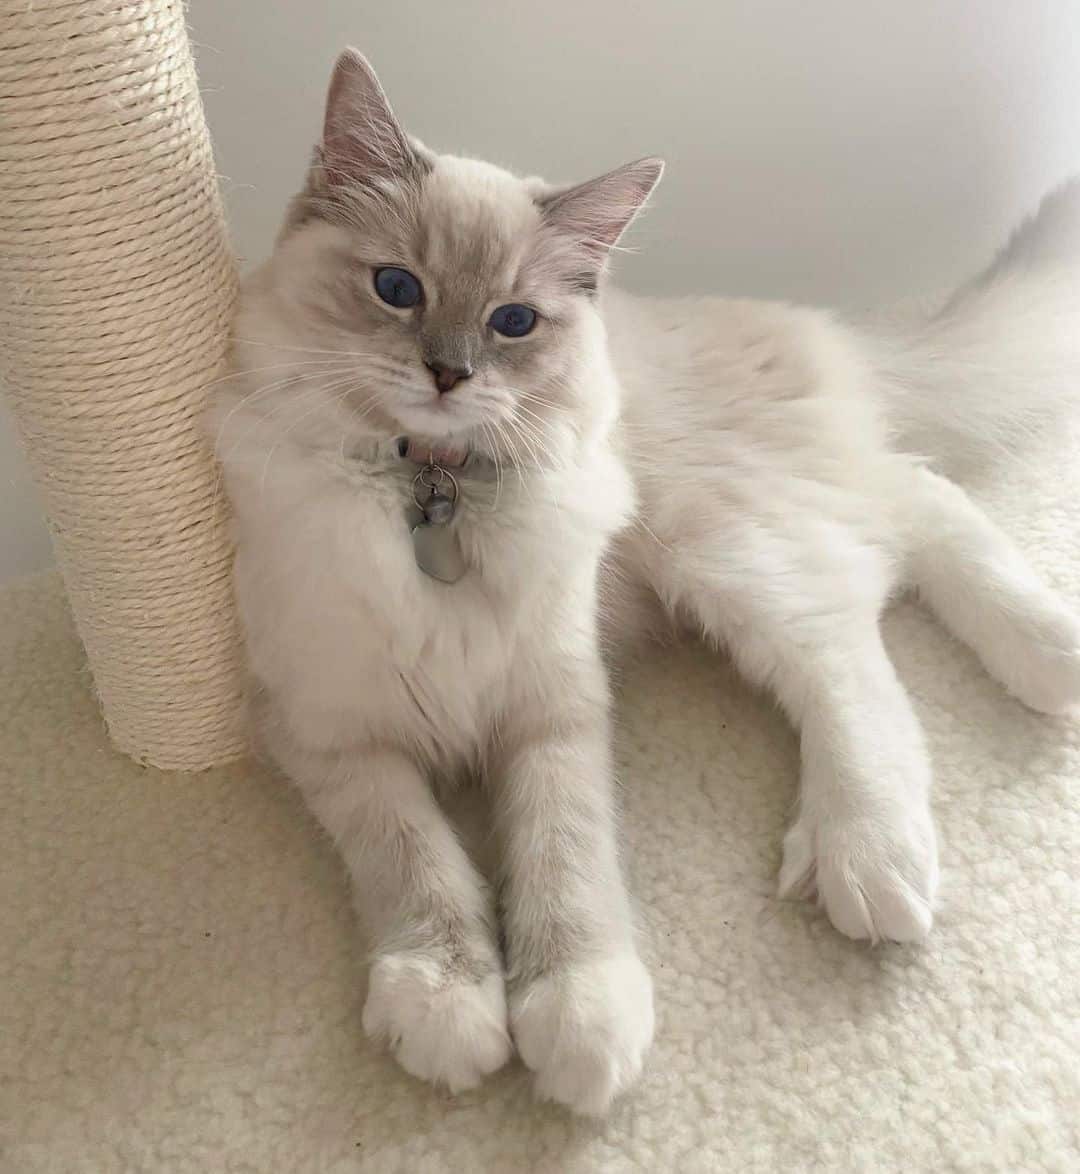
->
[211, 49, 1080, 1116]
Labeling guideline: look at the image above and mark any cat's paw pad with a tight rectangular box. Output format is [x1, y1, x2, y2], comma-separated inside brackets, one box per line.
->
[510, 952, 654, 1116]
[362, 951, 512, 1093]
[778, 804, 939, 943]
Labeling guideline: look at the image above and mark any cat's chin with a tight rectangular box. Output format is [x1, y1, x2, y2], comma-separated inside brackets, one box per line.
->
[393, 420, 476, 450]
[390, 405, 483, 448]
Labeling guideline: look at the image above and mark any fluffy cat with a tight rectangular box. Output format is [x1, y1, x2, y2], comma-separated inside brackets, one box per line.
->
[211, 49, 1080, 1116]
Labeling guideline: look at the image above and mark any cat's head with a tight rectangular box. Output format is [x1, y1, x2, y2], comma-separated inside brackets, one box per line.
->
[233, 49, 661, 465]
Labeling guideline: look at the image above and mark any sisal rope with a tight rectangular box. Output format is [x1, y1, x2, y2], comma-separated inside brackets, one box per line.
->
[0, 0, 246, 770]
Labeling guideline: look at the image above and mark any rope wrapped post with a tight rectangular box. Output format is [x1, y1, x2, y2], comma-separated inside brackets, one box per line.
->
[0, 1, 245, 769]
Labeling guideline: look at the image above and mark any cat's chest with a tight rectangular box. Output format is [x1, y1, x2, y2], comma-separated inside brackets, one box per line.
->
[236, 462, 550, 754]
[232, 438, 630, 757]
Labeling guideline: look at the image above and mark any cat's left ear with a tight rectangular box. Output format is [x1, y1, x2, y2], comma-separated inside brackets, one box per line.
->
[321, 48, 427, 188]
[538, 157, 664, 268]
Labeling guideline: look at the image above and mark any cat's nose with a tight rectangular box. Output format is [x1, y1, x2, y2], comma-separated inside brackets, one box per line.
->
[425, 361, 472, 395]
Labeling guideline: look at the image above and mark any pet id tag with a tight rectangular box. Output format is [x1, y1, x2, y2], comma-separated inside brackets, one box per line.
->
[410, 465, 467, 584]
[411, 518, 467, 583]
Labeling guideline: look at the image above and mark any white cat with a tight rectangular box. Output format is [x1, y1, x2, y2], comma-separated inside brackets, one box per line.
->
[211, 49, 1080, 1116]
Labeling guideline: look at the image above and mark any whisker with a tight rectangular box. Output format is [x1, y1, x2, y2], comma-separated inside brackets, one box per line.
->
[204, 358, 362, 390]
[217, 380, 348, 519]
[209, 373, 356, 529]
[257, 374, 379, 493]
[231, 337, 394, 359]
[477, 419, 503, 510]
[213, 368, 358, 459]
[512, 400, 558, 436]
[208, 369, 353, 545]
[504, 411, 544, 470]
[503, 415, 563, 516]
[494, 418, 532, 501]
[506, 402, 571, 478]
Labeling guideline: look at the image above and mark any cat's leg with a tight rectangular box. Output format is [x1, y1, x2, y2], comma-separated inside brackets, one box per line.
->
[264, 725, 511, 1093]
[495, 654, 653, 1117]
[902, 466, 1080, 715]
[765, 625, 939, 942]
[669, 567, 938, 943]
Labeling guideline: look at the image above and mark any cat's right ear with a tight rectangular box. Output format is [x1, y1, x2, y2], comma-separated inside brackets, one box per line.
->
[321, 49, 424, 189]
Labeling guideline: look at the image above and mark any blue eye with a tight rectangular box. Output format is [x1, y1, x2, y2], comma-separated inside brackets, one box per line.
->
[489, 303, 537, 338]
[374, 266, 422, 308]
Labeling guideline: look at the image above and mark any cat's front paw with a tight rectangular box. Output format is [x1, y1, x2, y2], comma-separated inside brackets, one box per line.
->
[362, 950, 512, 1093]
[510, 952, 654, 1116]
[778, 801, 939, 943]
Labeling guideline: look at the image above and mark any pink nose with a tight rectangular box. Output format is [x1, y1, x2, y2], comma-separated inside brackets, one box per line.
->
[425, 362, 472, 394]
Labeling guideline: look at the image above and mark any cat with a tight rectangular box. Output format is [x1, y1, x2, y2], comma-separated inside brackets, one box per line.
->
[210, 48, 1080, 1116]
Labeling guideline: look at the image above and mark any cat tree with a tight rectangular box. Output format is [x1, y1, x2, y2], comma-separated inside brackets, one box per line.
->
[0, 0, 245, 769]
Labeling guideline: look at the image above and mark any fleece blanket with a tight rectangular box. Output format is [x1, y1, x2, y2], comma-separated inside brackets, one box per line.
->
[2, 437, 1078, 1173]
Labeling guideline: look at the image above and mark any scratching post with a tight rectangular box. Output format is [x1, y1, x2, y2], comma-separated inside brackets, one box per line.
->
[0, 0, 245, 769]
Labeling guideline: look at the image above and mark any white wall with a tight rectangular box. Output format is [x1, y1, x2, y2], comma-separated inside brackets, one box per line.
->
[4, 1, 1080, 580]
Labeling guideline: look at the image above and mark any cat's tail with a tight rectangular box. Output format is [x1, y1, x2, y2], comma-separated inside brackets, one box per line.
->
[869, 177, 1080, 476]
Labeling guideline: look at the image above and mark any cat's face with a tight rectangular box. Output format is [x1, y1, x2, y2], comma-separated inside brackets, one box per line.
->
[240, 50, 661, 463]
[278, 153, 597, 447]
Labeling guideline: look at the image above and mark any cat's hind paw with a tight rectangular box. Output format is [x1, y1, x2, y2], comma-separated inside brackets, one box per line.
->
[997, 602, 1080, 716]
[779, 803, 939, 943]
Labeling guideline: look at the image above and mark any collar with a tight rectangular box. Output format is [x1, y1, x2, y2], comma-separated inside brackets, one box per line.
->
[346, 435, 499, 482]
[396, 436, 469, 469]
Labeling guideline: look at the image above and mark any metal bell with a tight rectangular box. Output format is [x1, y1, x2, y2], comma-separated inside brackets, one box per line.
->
[423, 492, 455, 525]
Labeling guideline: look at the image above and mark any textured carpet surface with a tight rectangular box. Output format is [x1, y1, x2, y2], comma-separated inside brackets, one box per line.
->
[2, 445, 1079, 1173]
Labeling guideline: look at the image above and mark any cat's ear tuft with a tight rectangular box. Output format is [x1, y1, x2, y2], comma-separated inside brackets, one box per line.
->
[539, 157, 664, 269]
[321, 48, 424, 189]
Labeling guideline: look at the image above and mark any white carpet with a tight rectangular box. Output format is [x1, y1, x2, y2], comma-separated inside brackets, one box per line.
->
[3, 443, 1078, 1173]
